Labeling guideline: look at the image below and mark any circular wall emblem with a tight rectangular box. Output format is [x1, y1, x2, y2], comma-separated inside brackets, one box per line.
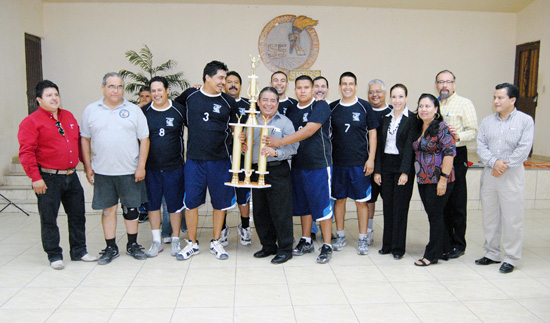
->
[119, 109, 130, 118]
[258, 15, 320, 73]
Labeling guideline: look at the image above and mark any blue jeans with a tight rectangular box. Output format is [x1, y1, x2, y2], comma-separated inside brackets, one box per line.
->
[161, 197, 187, 238]
[37, 172, 87, 262]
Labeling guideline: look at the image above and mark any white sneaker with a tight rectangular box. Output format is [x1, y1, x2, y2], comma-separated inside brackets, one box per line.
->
[357, 237, 369, 255]
[171, 239, 181, 256]
[79, 253, 98, 262]
[238, 223, 252, 246]
[333, 234, 347, 251]
[146, 241, 163, 258]
[176, 240, 200, 260]
[162, 237, 172, 244]
[50, 260, 64, 270]
[366, 231, 374, 246]
[210, 239, 229, 260]
[220, 226, 230, 247]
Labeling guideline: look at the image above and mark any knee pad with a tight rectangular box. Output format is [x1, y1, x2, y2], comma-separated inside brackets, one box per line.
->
[123, 206, 139, 221]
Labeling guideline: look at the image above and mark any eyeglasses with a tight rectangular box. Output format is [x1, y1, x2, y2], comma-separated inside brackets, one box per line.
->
[107, 85, 124, 91]
[368, 90, 384, 95]
[55, 121, 65, 136]
[436, 80, 455, 85]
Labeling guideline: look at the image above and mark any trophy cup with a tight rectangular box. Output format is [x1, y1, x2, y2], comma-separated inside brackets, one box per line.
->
[226, 56, 278, 188]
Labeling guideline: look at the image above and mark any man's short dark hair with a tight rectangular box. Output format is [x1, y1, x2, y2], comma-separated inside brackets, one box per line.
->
[35, 80, 59, 99]
[339, 72, 357, 85]
[149, 76, 169, 90]
[139, 86, 151, 94]
[203, 60, 228, 82]
[313, 76, 329, 88]
[271, 71, 288, 82]
[226, 71, 242, 84]
[259, 86, 280, 102]
[496, 83, 520, 106]
[295, 75, 313, 86]
[435, 70, 456, 82]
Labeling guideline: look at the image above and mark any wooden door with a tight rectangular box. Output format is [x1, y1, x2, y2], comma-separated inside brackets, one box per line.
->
[25, 33, 43, 115]
[514, 41, 540, 122]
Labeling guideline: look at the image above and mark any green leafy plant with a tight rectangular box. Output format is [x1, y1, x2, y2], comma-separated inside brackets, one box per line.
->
[119, 45, 189, 103]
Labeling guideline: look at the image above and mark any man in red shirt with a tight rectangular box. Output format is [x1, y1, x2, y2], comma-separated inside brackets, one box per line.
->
[18, 80, 97, 270]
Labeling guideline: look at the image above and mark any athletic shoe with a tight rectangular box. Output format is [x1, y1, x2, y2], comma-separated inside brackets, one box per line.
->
[146, 241, 163, 258]
[210, 239, 229, 260]
[333, 234, 347, 251]
[357, 237, 369, 255]
[98, 246, 119, 265]
[50, 260, 64, 270]
[162, 237, 172, 244]
[171, 239, 181, 256]
[138, 213, 149, 223]
[292, 238, 314, 256]
[126, 242, 147, 260]
[316, 244, 333, 264]
[220, 225, 230, 247]
[78, 253, 98, 262]
[177, 240, 200, 260]
[238, 223, 252, 246]
[366, 231, 374, 246]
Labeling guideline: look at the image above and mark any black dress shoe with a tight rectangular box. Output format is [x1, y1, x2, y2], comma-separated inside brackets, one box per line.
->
[499, 262, 514, 274]
[253, 249, 277, 258]
[393, 254, 403, 260]
[475, 256, 501, 265]
[271, 254, 292, 264]
[449, 248, 465, 259]
[378, 249, 391, 255]
[441, 253, 450, 261]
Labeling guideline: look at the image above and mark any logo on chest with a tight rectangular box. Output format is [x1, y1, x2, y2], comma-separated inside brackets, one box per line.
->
[238, 107, 246, 116]
[302, 112, 309, 123]
[166, 117, 174, 127]
[282, 107, 288, 115]
[212, 104, 222, 113]
[352, 112, 360, 122]
[119, 109, 130, 118]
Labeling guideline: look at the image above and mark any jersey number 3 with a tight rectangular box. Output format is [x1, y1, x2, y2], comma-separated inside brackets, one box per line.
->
[203, 112, 209, 122]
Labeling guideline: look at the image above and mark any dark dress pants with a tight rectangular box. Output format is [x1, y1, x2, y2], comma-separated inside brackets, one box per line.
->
[444, 146, 468, 252]
[252, 162, 293, 256]
[418, 182, 454, 262]
[380, 155, 414, 257]
[37, 171, 87, 262]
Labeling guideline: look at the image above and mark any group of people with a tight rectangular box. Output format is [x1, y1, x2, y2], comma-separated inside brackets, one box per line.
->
[18, 62, 534, 273]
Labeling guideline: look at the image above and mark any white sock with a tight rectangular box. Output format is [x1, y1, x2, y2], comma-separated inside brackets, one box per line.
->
[323, 243, 333, 249]
[172, 237, 180, 243]
[367, 228, 373, 233]
[152, 229, 161, 243]
[368, 219, 373, 231]
[359, 233, 367, 240]
[337, 230, 346, 237]
[303, 236, 312, 244]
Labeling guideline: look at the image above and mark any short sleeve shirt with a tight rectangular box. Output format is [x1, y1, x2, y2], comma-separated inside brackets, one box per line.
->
[278, 97, 298, 116]
[413, 122, 456, 184]
[175, 87, 238, 161]
[80, 98, 149, 175]
[286, 99, 332, 170]
[142, 100, 186, 171]
[235, 97, 250, 123]
[330, 98, 379, 167]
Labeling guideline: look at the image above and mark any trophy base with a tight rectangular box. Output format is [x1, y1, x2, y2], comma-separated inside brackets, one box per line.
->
[225, 181, 271, 189]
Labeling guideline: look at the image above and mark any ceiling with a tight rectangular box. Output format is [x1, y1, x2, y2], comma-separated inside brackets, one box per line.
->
[42, 0, 535, 13]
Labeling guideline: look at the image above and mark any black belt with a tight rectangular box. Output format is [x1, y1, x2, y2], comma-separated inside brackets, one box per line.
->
[253, 161, 283, 168]
[39, 167, 76, 175]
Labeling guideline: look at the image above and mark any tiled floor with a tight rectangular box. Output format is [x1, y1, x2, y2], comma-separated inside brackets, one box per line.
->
[0, 207, 549, 322]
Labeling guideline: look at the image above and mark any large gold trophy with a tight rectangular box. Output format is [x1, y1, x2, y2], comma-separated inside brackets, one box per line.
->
[226, 56, 277, 188]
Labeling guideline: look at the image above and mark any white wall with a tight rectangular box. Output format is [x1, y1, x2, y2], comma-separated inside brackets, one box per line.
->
[42, 3, 517, 154]
[517, 0, 550, 157]
[0, 0, 43, 183]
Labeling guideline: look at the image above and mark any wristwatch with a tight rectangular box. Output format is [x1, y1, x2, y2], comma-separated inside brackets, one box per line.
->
[274, 149, 279, 157]
[440, 172, 450, 179]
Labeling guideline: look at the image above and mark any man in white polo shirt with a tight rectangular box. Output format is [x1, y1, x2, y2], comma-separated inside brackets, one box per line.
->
[81, 72, 150, 265]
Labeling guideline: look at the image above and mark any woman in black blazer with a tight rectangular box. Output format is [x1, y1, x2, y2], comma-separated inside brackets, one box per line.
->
[373, 83, 415, 259]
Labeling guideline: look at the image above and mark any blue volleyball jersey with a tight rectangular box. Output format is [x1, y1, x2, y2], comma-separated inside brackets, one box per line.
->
[286, 99, 332, 170]
[142, 100, 186, 170]
[235, 97, 250, 123]
[175, 87, 238, 161]
[277, 96, 298, 116]
[329, 97, 380, 167]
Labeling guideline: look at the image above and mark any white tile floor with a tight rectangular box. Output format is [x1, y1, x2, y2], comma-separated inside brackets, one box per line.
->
[0, 208, 549, 322]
